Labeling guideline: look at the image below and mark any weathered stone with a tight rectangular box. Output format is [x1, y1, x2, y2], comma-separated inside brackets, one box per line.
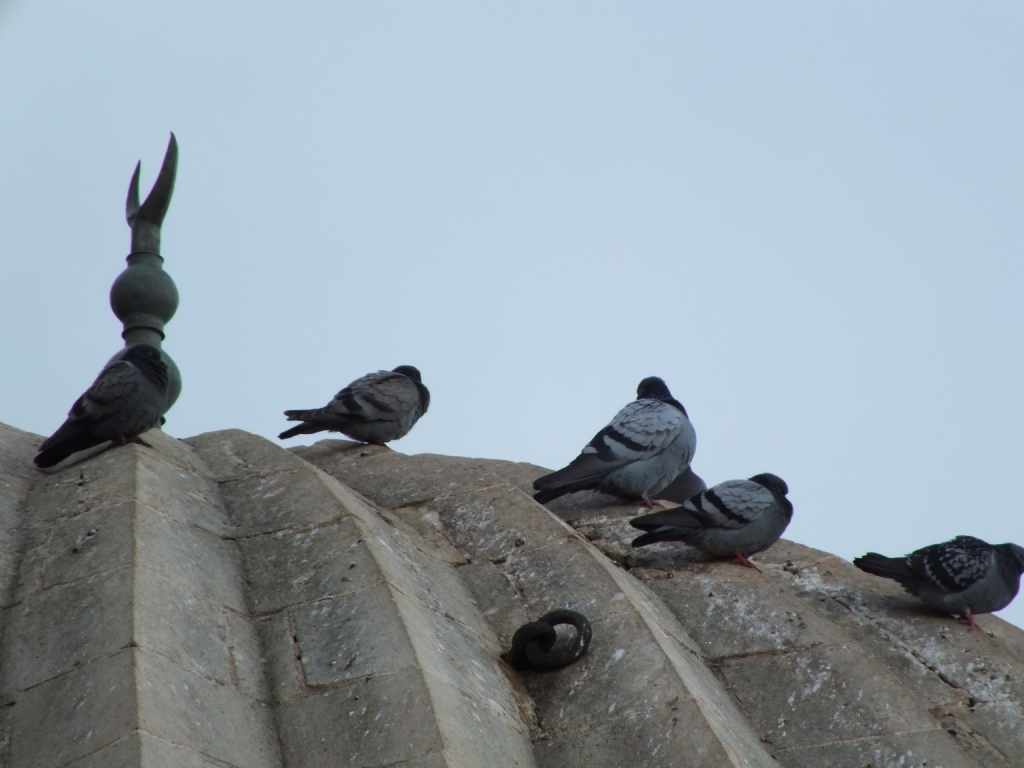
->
[768, 545, 1024, 764]
[225, 606, 273, 703]
[135, 504, 246, 613]
[533, 736, 582, 768]
[0, 423, 38, 483]
[422, 674, 534, 768]
[2, 565, 133, 693]
[9, 540, 46, 606]
[65, 731, 224, 768]
[960, 700, 1024, 767]
[41, 501, 136, 588]
[0, 425, 35, 612]
[390, 588, 521, 722]
[255, 612, 306, 704]
[220, 466, 348, 537]
[778, 729, 977, 768]
[3, 425, 279, 768]
[0, 528, 25, 610]
[293, 439, 542, 508]
[194, 430, 537, 768]
[134, 565, 233, 685]
[9, 650, 137, 768]
[25, 445, 137, 524]
[306, 449, 781, 766]
[390, 756, 450, 768]
[383, 505, 469, 566]
[5, 421, 1024, 767]
[718, 643, 940, 750]
[276, 670, 442, 768]
[429, 483, 573, 563]
[293, 584, 419, 686]
[361, 509, 498, 643]
[456, 562, 531, 647]
[134, 449, 232, 536]
[645, 563, 847, 659]
[136, 650, 281, 768]
[186, 429, 308, 482]
[238, 518, 383, 614]
[578, 705, 732, 768]
[506, 543, 638, 623]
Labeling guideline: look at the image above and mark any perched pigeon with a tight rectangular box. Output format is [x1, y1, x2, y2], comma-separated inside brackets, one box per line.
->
[533, 377, 696, 505]
[853, 536, 1024, 629]
[279, 366, 429, 445]
[34, 344, 170, 468]
[630, 473, 792, 569]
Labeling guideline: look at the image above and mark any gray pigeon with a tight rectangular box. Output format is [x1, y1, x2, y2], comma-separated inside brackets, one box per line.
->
[853, 536, 1024, 629]
[533, 377, 696, 505]
[34, 344, 170, 468]
[279, 365, 429, 445]
[630, 473, 792, 570]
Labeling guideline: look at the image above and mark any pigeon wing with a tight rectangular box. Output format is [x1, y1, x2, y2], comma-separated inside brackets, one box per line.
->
[326, 371, 417, 423]
[583, 400, 685, 462]
[34, 360, 141, 465]
[631, 479, 771, 532]
[76, 360, 141, 418]
[536, 400, 684, 492]
[909, 536, 994, 594]
[693, 479, 776, 529]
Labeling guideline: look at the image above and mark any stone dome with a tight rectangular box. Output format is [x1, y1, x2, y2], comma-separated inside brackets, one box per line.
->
[0, 421, 1021, 767]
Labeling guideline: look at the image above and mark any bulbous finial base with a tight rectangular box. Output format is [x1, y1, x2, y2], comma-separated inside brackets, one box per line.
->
[110, 133, 183, 412]
[109, 252, 179, 340]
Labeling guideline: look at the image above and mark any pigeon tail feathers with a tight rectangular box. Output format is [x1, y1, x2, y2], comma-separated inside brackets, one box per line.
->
[277, 421, 328, 440]
[631, 525, 704, 548]
[853, 553, 922, 592]
[34, 427, 106, 468]
[532, 453, 632, 503]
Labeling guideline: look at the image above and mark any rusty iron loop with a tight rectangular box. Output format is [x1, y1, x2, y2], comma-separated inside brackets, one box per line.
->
[503, 609, 592, 671]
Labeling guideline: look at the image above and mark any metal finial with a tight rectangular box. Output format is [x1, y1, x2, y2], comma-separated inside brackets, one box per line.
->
[108, 133, 182, 409]
[126, 132, 178, 253]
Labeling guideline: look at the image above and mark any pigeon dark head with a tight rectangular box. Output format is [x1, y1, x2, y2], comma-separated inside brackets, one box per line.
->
[122, 344, 169, 390]
[123, 344, 163, 364]
[636, 376, 671, 401]
[750, 473, 789, 497]
[392, 365, 430, 414]
[998, 543, 1024, 575]
[392, 365, 422, 383]
[636, 376, 687, 416]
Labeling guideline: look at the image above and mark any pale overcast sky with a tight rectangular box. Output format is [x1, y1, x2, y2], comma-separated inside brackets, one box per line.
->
[2, 3, 1023, 628]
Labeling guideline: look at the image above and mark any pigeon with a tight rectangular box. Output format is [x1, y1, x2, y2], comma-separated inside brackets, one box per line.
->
[34, 344, 170, 468]
[853, 536, 1024, 629]
[278, 366, 429, 445]
[533, 377, 696, 505]
[630, 473, 792, 570]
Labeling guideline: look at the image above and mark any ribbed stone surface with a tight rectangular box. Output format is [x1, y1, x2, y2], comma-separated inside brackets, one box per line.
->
[298, 441, 780, 768]
[297, 438, 1024, 768]
[189, 429, 535, 768]
[0, 428, 279, 768]
[586, 503, 1023, 768]
[0, 424, 37, 611]
[2, 422, 1022, 768]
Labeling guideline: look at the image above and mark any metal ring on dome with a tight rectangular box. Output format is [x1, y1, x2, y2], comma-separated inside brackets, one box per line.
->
[503, 609, 592, 671]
